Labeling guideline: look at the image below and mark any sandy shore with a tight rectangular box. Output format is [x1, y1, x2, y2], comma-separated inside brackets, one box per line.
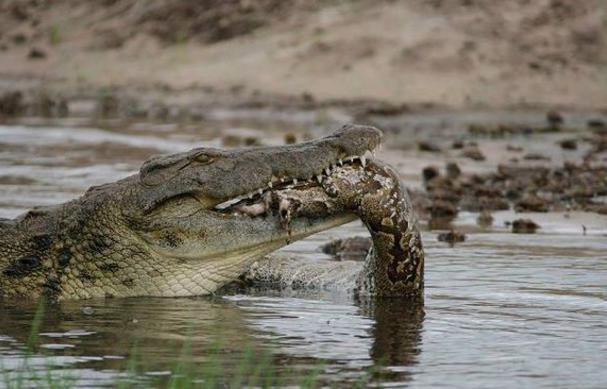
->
[0, 0, 606, 110]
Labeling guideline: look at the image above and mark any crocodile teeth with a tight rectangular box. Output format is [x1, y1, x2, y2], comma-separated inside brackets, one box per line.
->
[257, 188, 263, 195]
[325, 167, 331, 175]
[316, 175, 323, 183]
[338, 159, 343, 166]
[268, 181, 273, 188]
[360, 155, 367, 167]
[293, 178, 298, 185]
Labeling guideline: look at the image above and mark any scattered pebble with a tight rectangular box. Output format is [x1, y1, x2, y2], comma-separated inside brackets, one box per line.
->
[506, 144, 523, 152]
[427, 200, 458, 218]
[477, 210, 493, 228]
[321, 236, 371, 261]
[512, 218, 540, 233]
[418, 141, 441, 152]
[451, 140, 464, 149]
[28, 47, 46, 59]
[558, 139, 577, 150]
[422, 166, 440, 182]
[445, 162, 461, 179]
[523, 152, 550, 161]
[437, 230, 466, 244]
[515, 194, 549, 212]
[284, 133, 297, 144]
[546, 110, 564, 129]
[461, 147, 486, 161]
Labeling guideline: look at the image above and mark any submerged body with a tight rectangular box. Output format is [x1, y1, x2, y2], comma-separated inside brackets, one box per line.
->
[0, 125, 424, 300]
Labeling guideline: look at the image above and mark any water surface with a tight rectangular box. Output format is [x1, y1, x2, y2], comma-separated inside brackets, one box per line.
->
[0, 123, 606, 387]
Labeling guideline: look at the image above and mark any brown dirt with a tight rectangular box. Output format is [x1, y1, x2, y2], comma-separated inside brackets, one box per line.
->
[0, 0, 606, 109]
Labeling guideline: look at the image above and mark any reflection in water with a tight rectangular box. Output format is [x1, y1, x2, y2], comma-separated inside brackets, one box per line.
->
[361, 297, 424, 369]
[0, 295, 425, 387]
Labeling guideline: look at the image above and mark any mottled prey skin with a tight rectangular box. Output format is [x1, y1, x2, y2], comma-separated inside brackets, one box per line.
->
[0, 124, 424, 300]
[243, 160, 424, 297]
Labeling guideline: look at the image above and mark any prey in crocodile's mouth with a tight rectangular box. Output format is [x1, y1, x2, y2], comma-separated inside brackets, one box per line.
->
[213, 151, 376, 218]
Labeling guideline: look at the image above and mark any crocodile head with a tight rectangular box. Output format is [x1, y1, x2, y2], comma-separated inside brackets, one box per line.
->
[66, 124, 381, 297]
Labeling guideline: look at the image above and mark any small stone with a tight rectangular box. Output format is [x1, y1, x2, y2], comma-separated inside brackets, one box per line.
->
[321, 236, 371, 261]
[512, 218, 540, 233]
[515, 194, 549, 212]
[506, 144, 523, 152]
[523, 152, 550, 161]
[418, 141, 441, 152]
[451, 140, 465, 149]
[437, 230, 466, 245]
[445, 162, 461, 179]
[422, 166, 440, 182]
[244, 136, 261, 146]
[28, 47, 47, 59]
[427, 200, 458, 218]
[546, 110, 564, 128]
[284, 133, 297, 144]
[461, 147, 486, 161]
[558, 139, 577, 150]
[477, 210, 493, 227]
[587, 119, 606, 133]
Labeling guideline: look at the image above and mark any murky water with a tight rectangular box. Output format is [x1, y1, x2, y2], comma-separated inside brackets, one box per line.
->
[1, 123, 606, 388]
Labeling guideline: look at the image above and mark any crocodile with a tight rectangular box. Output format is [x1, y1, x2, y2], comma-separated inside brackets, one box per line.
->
[0, 125, 424, 300]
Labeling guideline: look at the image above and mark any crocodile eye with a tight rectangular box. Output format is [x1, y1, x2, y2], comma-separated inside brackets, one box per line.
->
[193, 153, 214, 165]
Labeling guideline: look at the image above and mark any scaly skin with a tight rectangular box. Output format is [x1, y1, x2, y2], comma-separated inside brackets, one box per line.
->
[0, 125, 424, 300]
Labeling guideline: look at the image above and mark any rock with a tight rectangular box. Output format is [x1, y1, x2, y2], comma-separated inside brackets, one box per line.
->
[418, 141, 441, 152]
[477, 210, 493, 227]
[451, 140, 465, 149]
[512, 218, 540, 233]
[0, 91, 24, 117]
[460, 196, 509, 212]
[28, 47, 47, 59]
[97, 93, 119, 117]
[437, 230, 466, 245]
[445, 162, 461, 179]
[427, 200, 458, 218]
[32, 91, 68, 117]
[558, 139, 577, 150]
[301, 92, 315, 104]
[515, 194, 549, 212]
[461, 146, 486, 161]
[428, 187, 461, 203]
[321, 236, 371, 261]
[523, 152, 550, 161]
[546, 110, 563, 129]
[244, 136, 261, 146]
[506, 144, 523, 152]
[587, 119, 606, 134]
[422, 166, 440, 182]
[284, 133, 297, 144]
